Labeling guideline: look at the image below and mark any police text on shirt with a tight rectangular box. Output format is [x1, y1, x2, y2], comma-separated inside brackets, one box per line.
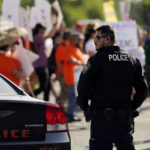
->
[108, 54, 128, 61]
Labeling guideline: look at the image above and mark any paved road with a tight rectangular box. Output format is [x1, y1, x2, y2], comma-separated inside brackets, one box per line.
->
[39, 90, 150, 150]
[68, 97, 150, 150]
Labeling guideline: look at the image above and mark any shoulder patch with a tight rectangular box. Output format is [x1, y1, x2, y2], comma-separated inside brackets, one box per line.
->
[82, 61, 91, 74]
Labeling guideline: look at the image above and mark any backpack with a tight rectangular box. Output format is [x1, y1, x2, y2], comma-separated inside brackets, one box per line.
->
[48, 46, 57, 74]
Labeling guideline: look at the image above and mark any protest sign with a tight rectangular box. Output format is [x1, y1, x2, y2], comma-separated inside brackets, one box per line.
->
[30, 0, 52, 33]
[25, 50, 39, 64]
[2, 0, 20, 27]
[100, 20, 138, 51]
[19, 6, 33, 41]
[119, 1, 131, 20]
[12, 45, 35, 77]
[30, 7, 39, 29]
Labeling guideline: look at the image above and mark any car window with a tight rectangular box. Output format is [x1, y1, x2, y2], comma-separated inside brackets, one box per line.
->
[0, 76, 19, 95]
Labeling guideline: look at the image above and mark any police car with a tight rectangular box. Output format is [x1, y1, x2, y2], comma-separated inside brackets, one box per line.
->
[0, 74, 71, 150]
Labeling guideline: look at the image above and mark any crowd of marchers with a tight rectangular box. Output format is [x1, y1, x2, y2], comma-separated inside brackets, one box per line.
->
[0, 21, 150, 123]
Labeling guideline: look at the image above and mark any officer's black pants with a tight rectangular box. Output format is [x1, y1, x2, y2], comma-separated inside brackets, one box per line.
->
[90, 115, 135, 150]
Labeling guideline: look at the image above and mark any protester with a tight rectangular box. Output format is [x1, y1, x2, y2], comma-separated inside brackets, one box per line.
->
[74, 23, 84, 35]
[83, 25, 96, 57]
[64, 34, 85, 122]
[73, 23, 85, 51]
[77, 25, 148, 150]
[48, 32, 62, 76]
[48, 32, 62, 100]
[32, 23, 57, 101]
[55, 31, 71, 109]
[0, 45, 26, 86]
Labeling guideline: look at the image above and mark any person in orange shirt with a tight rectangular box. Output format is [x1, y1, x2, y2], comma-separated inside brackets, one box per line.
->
[64, 34, 85, 122]
[0, 45, 26, 86]
[55, 31, 71, 109]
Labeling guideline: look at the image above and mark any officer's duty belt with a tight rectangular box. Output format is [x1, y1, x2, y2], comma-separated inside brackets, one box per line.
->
[92, 108, 131, 120]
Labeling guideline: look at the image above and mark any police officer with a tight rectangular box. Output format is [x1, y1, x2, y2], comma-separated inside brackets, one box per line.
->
[77, 25, 148, 150]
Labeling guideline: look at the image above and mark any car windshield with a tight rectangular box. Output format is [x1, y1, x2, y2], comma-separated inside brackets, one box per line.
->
[0, 74, 25, 96]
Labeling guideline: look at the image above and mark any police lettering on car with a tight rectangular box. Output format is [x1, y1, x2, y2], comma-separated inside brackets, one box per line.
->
[77, 25, 148, 150]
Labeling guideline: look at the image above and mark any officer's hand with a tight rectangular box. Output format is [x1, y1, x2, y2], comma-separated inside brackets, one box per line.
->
[76, 96, 88, 111]
[131, 110, 139, 118]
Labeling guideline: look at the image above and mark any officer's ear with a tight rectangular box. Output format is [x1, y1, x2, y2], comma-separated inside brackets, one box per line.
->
[106, 36, 110, 41]
[104, 36, 111, 46]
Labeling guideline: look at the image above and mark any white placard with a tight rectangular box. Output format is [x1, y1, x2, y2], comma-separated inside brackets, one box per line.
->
[12, 45, 34, 77]
[100, 20, 138, 51]
[119, 1, 131, 20]
[25, 50, 39, 63]
[18, 7, 33, 41]
[30, 7, 39, 29]
[2, 0, 20, 27]
[30, 0, 52, 33]
[34, 0, 47, 6]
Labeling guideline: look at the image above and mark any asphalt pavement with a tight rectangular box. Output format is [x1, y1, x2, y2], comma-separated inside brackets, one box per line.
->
[68, 97, 150, 150]
[38, 91, 150, 150]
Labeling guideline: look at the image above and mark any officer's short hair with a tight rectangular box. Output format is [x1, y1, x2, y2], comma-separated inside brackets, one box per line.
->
[96, 25, 115, 44]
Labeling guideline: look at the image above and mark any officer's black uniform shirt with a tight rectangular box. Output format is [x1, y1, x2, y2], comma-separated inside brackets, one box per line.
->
[77, 46, 148, 111]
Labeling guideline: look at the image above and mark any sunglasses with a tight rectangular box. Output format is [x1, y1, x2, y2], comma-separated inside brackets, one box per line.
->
[95, 35, 106, 40]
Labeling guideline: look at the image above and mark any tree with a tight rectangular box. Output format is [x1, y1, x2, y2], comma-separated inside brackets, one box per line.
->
[0, 0, 2, 14]
[56, 0, 105, 27]
[1, 0, 150, 28]
[20, 0, 34, 8]
[130, 0, 150, 27]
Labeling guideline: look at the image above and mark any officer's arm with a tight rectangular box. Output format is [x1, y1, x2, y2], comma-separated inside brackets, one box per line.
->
[132, 59, 148, 111]
[77, 57, 96, 111]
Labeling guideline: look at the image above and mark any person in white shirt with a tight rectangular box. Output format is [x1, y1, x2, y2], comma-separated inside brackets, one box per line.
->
[84, 28, 96, 57]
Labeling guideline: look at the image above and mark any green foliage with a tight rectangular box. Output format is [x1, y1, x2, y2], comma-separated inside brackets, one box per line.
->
[48, 0, 55, 3]
[0, 0, 150, 28]
[83, 0, 104, 20]
[0, 0, 2, 14]
[114, 0, 121, 20]
[130, 1, 150, 27]
[20, 0, 34, 8]
[63, 6, 87, 27]
[143, 0, 150, 5]
[58, 0, 104, 27]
